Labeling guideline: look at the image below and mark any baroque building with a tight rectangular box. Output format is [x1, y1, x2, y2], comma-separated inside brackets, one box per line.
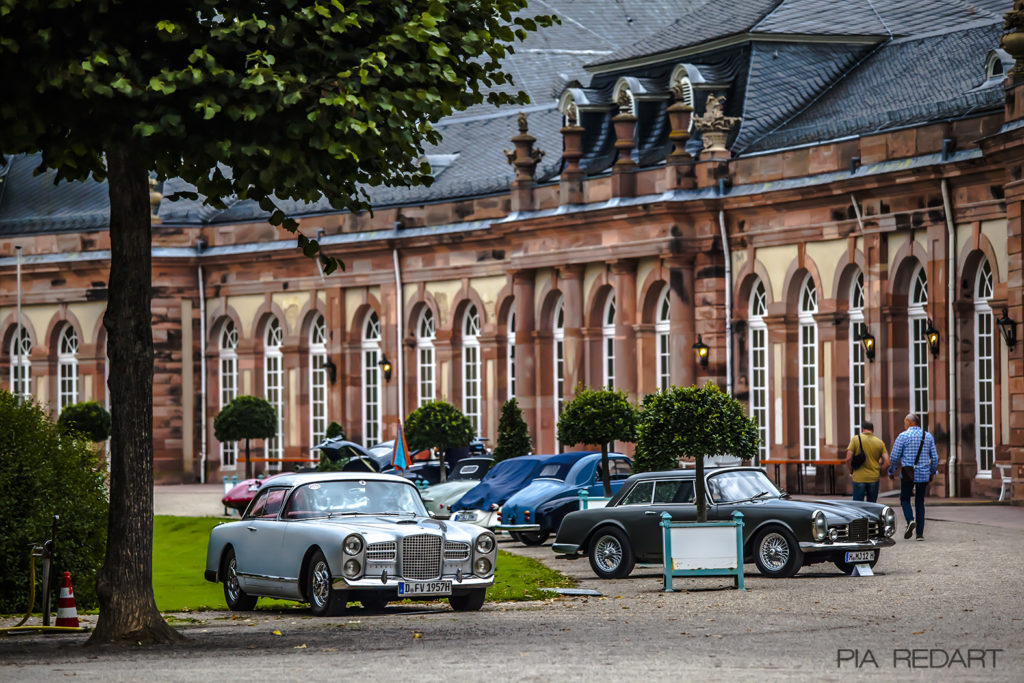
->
[2, 0, 1023, 503]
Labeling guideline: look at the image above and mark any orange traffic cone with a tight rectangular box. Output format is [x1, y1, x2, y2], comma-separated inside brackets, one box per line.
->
[55, 571, 79, 628]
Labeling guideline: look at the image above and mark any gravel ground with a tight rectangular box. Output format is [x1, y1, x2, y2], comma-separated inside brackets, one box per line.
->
[2, 510, 1022, 681]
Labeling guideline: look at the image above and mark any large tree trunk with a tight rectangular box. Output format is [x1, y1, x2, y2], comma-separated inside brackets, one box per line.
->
[695, 456, 707, 523]
[87, 144, 183, 645]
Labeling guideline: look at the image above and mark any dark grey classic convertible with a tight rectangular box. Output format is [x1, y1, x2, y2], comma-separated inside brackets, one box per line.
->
[552, 467, 896, 579]
[205, 472, 497, 615]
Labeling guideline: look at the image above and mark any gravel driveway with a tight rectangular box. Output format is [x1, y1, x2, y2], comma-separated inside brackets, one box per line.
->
[2, 511, 1021, 681]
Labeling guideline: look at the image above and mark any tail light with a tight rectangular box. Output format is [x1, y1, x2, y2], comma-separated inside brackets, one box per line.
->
[524, 510, 531, 522]
[497, 510, 502, 522]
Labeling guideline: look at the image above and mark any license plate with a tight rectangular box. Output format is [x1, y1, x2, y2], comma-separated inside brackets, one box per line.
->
[398, 581, 452, 596]
[845, 550, 876, 563]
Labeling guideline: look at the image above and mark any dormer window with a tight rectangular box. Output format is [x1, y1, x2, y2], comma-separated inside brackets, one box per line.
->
[985, 49, 1012, 81]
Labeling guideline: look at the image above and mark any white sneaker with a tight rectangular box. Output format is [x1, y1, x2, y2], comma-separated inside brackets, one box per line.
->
[903, 520, 916, 539]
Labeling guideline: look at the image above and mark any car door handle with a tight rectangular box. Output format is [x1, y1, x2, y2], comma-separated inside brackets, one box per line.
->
[644, 511, 659, 516]
[247, 526, 258, 532]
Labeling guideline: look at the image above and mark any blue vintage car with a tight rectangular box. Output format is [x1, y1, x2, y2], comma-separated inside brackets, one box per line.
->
[494, 453, 632, 545]
[449, 452, 598, 530]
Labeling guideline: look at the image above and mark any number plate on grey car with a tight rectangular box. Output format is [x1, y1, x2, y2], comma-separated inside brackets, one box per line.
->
[398, 581, 452, 596]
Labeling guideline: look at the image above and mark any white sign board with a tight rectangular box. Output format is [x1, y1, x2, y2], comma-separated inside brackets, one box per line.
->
[579, 497, 611, 510]
[668, 525, 738, 570]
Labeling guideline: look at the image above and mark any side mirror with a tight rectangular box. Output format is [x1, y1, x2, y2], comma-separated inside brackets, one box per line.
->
[427, 510, 436, 518]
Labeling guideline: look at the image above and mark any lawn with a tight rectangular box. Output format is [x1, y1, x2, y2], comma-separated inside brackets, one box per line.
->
[153, 516, 573, 612]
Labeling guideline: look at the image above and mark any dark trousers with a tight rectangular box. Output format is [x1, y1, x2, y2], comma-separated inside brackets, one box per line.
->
[899, 478, 928, 537]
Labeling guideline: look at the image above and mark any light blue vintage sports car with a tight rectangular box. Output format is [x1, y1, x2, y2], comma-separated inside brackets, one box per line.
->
[204, 472, 497, 615]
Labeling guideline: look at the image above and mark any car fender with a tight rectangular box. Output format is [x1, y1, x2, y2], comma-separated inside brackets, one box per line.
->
[581, 519, 633, 554]
[742, 518, 800, 559]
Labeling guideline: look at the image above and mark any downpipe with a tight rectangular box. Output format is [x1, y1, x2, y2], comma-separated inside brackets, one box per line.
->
[718, 209, 733, 395]
[941, 179, 957, 498]
[197, 241, 208, 484]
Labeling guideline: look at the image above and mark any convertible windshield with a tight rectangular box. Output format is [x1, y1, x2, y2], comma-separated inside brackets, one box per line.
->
[706, 470, 781, 503]
[536, 463, 574, 480]
[284, 480, 428, 519]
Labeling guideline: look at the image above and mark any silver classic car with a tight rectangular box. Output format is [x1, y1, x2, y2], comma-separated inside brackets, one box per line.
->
[204, 472, 497, 615]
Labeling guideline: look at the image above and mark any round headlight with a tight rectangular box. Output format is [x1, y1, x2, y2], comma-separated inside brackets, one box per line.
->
[882, 505, 896, 526]
[474, 557, 492, 576]
[344, 534, 364, 555]
[812, 510, 828, 541]
[475, 534, 495, 554]
[828, 528, 839, 541]
[343, 558, 361, 578]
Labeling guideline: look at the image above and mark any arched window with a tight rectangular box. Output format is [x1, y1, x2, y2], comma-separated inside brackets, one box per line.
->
[507, 311, 516, 400]
[362, 312, 382, 445]
[9, 324, 32, 400]
[553, 298, 565, 430]
[602, 294, 616, 389]
[974, 260, 995, 476]
[748, 280, 769, 465]
[309, 314, 327, 459]
[849, 272, 866, 435]
[908, 266, 929, 430]
[799, 277, 818, 462]
[218, 321, 239, 469]
[57, 325, 79, 412]
[264, 318, 284, 470]
[656, 287, 670, 392]
[417, 309, 435, 407]
[463, 306, 481, 435]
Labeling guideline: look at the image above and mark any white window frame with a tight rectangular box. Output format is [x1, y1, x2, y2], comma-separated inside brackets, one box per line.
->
[974, 261, 995, 477]
[417, 309, 436, 407]
[749, 280, 769, 465]
[909, 266, 929, 431]
[602, 294, 616, 389]
[507, 311, 516, 400]
[849, 272, 866, 436]
[309, 314, 327, 460]
[799, 277, 819, 463]
[462, 306, 481, 435]
[9, 324, 32, 401]
[57, 325, 79, 412]
[656, 287, 670, 392]
[264, 318, 284, 471]
[362, 312, 382, 445]
[218, 321, 239, 469]
[554, 298, 565, 435]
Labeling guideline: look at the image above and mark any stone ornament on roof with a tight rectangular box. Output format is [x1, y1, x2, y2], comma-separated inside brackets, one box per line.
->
[693, 94, 741, 153]
[565, 102, 579, 127]
[517, 111, 528, 134]
[616, 88, 634, 116]
[1004, 0, 1024, 77]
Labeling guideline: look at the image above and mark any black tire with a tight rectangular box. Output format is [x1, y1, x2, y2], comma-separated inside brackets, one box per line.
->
[360, 593, 389, 611]
[222, 548, 258, 611]
[752, 527, 803, 578]
[511, 530, 550, 546]
[833, 554, 880, 575]
[449, 589, 486, 612]
[307, 550, 348, 616]
[587, 526, 635, 579]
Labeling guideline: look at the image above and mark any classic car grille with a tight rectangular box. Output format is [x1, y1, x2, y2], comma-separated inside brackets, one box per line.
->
[401, 535, 442, 580]
[443, 541, 470, 561]
[833, 519, 878, 542]
[367, 541, 397, 562]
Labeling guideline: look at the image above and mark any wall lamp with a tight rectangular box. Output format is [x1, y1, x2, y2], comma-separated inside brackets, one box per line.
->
[858, 328, 876, 362]
[378, 354, 393, 382]
[925, 319, 941, 358]
[323, 357, 337, 385]
[997, 307, 1017, 351]
[692, 335, 709, 368]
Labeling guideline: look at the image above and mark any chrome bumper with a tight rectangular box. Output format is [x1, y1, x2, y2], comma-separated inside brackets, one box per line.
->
[552, 543, 581, 556]
[494, 523, 541, 532]
[799, 537, 896, 552]
[333, 574, 494, 591]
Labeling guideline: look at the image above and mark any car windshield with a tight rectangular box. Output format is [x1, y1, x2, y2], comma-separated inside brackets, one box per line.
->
[283, 480, 427, 519]
[706, 470, 780, 503]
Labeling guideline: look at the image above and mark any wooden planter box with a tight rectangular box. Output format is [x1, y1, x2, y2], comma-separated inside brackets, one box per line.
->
[660, 511, 745, 591]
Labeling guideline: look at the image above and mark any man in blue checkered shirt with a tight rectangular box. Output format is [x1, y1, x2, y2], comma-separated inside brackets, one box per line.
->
[887, 413, 939, 541]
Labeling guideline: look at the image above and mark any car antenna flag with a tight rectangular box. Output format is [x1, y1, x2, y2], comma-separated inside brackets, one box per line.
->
[392, 421, 411, 471]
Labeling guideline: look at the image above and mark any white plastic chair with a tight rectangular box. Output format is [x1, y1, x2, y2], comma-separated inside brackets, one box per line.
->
[996, 464, 1012, 502]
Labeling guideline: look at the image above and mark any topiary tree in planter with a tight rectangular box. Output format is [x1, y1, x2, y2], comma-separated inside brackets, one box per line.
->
[493, 398, 531, 462]
[635, 382, 759, 522]
[324, 421, 345, 440]
[404, 401, 474, 483]
[0, 391, 108, 614]
[214, 395, 277, 479]
[58, 401, 112, 443]
[556, 386, 636, 497]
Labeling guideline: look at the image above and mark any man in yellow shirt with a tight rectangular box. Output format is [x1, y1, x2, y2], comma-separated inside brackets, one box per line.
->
[845, 420, 890, 502]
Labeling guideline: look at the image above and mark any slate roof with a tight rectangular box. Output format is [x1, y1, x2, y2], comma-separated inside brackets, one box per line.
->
[0, 154, 108, 236]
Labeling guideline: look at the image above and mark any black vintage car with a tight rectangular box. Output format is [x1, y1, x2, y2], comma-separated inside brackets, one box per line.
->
[552, 467, 897, 579]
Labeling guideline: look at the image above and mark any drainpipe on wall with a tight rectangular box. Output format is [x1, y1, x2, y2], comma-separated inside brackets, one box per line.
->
[941, 178, 958, 498]
[15, 245, 22, 404]
[197, 244, 208, 484]
[718, 209, 733, 395]
[393, 248, 405, 424]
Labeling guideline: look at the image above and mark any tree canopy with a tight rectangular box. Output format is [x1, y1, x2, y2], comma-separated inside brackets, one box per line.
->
[557, 386, 636, 496]
[404, 400, 474, 483]
[58, 401, 113, 443]
[635, 383, 759, 521]
[493, 397, 531, 462]
[214, 395, 277, 480]
[0, 0, 552, 644]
